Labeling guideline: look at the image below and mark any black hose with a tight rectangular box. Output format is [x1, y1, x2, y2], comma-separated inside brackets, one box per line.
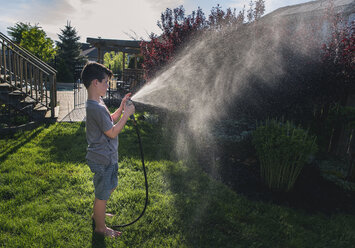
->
[112, 117, 149, 228]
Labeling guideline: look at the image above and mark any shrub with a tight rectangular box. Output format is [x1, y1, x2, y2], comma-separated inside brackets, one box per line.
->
[252, 119, 317, 192]
[211, 118, 256, 161]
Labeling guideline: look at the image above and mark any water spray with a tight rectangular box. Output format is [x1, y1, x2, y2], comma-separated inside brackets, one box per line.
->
[112, 99, 149, 229]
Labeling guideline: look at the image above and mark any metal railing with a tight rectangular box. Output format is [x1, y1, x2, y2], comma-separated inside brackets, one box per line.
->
[74, 81, 87, 109]
[0, 32, 57, 118]
[73, 69, 145, 108]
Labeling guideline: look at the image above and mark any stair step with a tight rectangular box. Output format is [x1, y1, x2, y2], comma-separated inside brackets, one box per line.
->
[21, 96, 37, 105]
[8, 90, 25, 96]
[31, 104, 48, 121]
[10, 90, 26, 95]
[34, 104, 47, 112]
[8, 90, 26, 101]
[0, 83, 11, 92]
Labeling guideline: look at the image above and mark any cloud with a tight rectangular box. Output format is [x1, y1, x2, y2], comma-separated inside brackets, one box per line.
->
[0, 19, 13, 36]
[0, 0, 74, 37]
[147, 0, 185, 11]
[0, 0, 166, 41]
[80, 0, 95, 3]
[65, 0, 169, 41]
[1, 0, 311, 44]
[3, 0, 76, 26]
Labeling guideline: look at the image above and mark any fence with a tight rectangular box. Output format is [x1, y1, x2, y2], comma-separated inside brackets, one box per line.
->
[73, 81, 87, 109]
[73, 77, 117, 109]
[73, 69, 145, 108]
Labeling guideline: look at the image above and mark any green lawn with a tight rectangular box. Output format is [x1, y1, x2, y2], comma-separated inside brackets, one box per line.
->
[0, 119, 354, 247]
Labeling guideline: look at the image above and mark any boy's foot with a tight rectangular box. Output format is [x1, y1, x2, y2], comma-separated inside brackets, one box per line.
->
[91, 214, 118, 235]
[91, 213, 115, 229]
[95, 227, 122, 238]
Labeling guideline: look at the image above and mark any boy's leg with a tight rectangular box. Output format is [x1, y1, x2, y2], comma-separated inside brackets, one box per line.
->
[93, 198, 106, 231]
[93, 198, 121, 237]
[92, 187, 116, 220]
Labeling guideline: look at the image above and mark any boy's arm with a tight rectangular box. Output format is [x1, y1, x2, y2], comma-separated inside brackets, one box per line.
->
[104, 103, 135, 139]
[111, 93, 132, 123]
[111, 106, 123, 123]
[104, 113, 130, 139]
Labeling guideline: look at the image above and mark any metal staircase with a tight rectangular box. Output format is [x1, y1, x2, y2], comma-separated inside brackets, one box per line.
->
[0, 32, 57, 130]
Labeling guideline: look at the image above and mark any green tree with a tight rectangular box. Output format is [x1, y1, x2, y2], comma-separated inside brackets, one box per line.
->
[7, 22, 56, 63]
[7, 22, 35, 44]
[56, 21, 86, 82]
[103, 51, 128, 79]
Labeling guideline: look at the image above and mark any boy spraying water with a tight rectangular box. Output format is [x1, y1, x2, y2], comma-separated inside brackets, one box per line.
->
[81, 62, 135, 238]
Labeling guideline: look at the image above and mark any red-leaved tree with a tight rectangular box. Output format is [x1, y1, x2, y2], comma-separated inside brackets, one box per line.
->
[322, 17, 355, 105]
[140, 6, 206, 79]
[140, 1, 265, 80]
[321, 3, 355, 156]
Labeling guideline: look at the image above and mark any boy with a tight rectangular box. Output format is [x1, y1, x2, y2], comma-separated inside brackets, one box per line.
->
[81, 62, 135, 238]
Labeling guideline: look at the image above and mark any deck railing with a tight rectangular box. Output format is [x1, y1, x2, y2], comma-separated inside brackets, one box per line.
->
[0, 32, 57, 118]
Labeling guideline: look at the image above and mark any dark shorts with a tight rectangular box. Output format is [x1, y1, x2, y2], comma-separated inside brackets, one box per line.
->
[87, 161, 118, 200]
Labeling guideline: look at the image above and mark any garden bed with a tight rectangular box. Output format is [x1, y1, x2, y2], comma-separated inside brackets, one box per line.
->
[194, 117, 355, 216]
[217, 157, 355, 215]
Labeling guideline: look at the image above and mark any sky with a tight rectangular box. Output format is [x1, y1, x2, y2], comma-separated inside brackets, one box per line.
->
[0, 0, 312, 43]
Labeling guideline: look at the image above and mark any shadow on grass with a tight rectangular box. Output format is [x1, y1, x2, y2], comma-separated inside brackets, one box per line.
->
[162, 163, 244, 248]
[118, 118, 174, 162]
[91, 219, 106, 248]
[0, 124, 46, 163]
[35, 118, 173, 164]
[91, 233, 106, 248]
[37, 122, 87, 163]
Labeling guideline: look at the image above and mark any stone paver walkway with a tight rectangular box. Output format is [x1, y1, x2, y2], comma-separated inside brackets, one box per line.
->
[57, 91, 86, 122]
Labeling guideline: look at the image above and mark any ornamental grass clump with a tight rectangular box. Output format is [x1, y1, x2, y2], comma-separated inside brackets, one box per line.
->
[252, 119, 318, 192]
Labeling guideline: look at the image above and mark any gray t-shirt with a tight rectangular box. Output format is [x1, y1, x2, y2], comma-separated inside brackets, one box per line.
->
[85, 98, 118, 165]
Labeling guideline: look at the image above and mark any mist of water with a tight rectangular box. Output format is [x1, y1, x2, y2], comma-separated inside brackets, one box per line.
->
[131, 11, 325, 162]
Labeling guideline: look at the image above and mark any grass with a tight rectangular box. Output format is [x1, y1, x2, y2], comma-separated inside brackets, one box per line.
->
[0, 117, 355, 247]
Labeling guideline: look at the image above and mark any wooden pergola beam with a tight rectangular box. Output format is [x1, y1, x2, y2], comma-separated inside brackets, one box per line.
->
[86, 37, 144, 81]
[87, 37, 141, 48]
[86, 37, 142, 66]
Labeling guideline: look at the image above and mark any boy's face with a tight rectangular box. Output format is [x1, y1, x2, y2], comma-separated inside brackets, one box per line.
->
[96, 74, 109, 97]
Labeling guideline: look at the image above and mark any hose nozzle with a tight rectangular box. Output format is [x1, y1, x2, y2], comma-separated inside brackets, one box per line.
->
[126, 99, 135, 120]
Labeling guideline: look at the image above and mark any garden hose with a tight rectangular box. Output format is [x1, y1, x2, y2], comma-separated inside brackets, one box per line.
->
[112, 101, 148, 228]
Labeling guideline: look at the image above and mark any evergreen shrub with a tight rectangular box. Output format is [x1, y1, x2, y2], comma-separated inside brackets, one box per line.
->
[252, 119, 317, 192]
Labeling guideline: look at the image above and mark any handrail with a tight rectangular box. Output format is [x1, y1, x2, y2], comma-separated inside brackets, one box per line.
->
[2, 42, 51, 76]
[0, 32, 57, 119]
[0, 32, 56, 75]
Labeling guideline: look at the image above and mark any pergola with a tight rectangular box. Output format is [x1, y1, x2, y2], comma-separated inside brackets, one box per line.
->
[86, 37, 144, 95]
[86, 37, 142, 68]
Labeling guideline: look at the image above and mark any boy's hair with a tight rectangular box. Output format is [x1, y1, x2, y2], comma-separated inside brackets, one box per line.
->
[81, 62, 113, 89]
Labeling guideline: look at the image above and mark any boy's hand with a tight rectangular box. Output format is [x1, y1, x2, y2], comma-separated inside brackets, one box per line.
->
[121, 93, 132, 110]
[124, 101, 135, 117]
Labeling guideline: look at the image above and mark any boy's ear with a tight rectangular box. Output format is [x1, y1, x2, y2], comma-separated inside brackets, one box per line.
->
[92, 79, 99, 87]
